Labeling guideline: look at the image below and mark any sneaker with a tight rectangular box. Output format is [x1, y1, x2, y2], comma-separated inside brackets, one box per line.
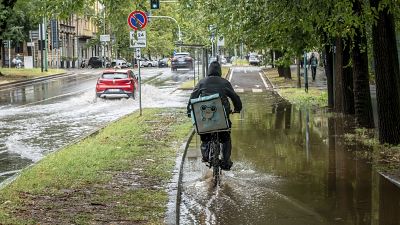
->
[220, 160, 233, 171]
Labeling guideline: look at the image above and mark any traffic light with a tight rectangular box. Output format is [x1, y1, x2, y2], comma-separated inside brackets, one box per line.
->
[150, 0, 160, 9]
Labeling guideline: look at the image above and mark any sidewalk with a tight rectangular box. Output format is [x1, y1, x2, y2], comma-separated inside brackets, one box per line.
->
[291, 65, 327, 90]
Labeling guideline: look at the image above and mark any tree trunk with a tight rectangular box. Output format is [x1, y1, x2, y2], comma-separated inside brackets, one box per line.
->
[370, 0, 400, 144]
[334, 38, 344, 112]
[284, 67, 292, 79]
[334, 38, 355, 114]
[342, 42, 355, 114]
[325, 44, 334, 108]
[351, 0, 374, 128]
[275, 51, 285, 77]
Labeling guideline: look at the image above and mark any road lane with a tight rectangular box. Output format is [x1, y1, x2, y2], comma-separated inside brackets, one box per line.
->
[229, 66, 271, 93]
[0, 67, 194, 183]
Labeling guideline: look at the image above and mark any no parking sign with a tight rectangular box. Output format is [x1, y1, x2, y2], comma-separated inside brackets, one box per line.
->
[127, 10, 148, 30]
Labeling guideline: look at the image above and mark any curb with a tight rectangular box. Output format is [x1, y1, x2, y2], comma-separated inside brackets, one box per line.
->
[175, 129, 195, 225]
[379, 172, 400, 189]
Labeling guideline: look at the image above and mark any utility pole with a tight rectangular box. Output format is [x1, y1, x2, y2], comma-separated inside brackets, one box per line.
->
[304, 51, 308, 93]
[44, 17, 48, 72]
[40, 22, 44, 72]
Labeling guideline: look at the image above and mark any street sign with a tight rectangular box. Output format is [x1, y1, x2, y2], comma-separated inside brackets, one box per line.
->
[27, 42, 35, 47]
[127, 10, 148, 31]
[3, 41, 9, 48]
[135, 48, 141, 59]
[130, 31, 147, 48]
[29, 30, 39, 40]
[100, 35, 110, 42]
[217, 36, 224, 47]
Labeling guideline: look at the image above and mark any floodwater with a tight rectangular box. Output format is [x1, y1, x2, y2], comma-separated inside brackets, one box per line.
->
[180, 91, 400, 225]
[0, 68, 193, 183]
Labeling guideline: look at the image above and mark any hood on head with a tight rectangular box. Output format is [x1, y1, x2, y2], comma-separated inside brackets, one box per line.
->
[207, 61, 222, 77]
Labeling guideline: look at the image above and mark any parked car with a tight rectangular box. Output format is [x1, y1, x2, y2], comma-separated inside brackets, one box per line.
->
[171, 52, 193, 71]
[88, 56, 111, 68]
[140, 58, 158, 67]
[111, 58, 131, 68]
[249, 56, 260, 66]
[220, 56, 227, 64]
[95, 69, 138, 99]
[158, 58, 169, 68]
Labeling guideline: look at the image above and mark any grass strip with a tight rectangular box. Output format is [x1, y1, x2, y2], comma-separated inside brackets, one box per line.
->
[0, 68, 66, 77]
[0, 108, 192, 225]
[179, 67, 230, 90]
[263, 68, 328, 107]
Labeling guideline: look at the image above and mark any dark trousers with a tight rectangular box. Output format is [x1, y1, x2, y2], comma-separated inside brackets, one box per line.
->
[311, 66, 317, 81]
[200, 131, 232, 163]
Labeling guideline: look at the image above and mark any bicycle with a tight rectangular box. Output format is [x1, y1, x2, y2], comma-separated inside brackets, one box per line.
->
[205, 111, 238, 187]
[206, 132, 223, 187]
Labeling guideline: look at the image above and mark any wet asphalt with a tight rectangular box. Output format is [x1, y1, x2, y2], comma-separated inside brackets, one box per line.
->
[179, 66, 400, 225]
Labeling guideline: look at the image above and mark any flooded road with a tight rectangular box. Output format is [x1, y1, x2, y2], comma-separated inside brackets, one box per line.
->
[0, 68, 194, 183]
[180, 92, 400, 225]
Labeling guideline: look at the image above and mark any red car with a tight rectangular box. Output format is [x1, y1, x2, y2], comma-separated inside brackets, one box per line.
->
[96, 69, 138, 99]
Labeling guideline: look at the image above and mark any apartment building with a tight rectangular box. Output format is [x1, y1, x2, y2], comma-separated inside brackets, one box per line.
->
[1, 3, 103, 69]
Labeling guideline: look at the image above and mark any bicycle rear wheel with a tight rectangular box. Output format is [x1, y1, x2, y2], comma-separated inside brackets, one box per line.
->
[209, 140, 221, 187]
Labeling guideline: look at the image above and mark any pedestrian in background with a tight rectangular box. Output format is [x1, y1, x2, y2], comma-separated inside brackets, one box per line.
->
[309, 53, 318, 81]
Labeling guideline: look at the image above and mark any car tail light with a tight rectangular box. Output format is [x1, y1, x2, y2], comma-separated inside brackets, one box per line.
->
[185, 57, 192, 61]
[97, 79, 104, 84]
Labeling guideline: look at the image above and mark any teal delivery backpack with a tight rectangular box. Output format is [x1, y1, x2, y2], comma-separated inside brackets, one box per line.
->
[189, 93, 230, 134]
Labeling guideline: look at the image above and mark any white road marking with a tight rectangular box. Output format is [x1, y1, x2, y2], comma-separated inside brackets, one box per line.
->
[252, 89, 263, 93]
[259, 72, 270, 89]
[235, 89, 244, 93]
[229, 68, 234, 82]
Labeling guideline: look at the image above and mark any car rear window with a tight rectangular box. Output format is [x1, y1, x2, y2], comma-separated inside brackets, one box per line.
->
[102, 73, 128, 79]
[175, 53, 189, 57]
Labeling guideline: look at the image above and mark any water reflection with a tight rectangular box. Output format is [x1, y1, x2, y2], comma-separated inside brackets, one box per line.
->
[180, 92, 400, 225]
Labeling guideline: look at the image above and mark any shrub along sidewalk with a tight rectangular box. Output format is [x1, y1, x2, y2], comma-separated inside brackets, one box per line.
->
[0, 108, 191, 224]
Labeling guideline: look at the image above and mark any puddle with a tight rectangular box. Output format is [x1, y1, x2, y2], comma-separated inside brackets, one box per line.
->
[180, 92, 400, 225]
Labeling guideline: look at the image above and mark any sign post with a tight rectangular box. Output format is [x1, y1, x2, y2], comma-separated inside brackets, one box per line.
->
[128, 10, 148, 116]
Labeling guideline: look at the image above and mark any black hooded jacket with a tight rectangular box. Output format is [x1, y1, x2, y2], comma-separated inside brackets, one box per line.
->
[187, 62, 242, 115]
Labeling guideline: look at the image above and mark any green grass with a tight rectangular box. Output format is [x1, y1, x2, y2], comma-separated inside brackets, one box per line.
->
[0, 68, 66, 77]
[0, 108, 192, 224]
[179, 67, 231, 90]
[279, 88, 328, 107]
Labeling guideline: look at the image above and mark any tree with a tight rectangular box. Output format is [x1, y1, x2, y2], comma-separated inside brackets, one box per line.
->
[369, 0, 400, 144]
[351, 0, 374, 128]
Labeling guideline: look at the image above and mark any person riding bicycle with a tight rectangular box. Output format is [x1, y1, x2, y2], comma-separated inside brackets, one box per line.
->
[187, 61, 242, 171]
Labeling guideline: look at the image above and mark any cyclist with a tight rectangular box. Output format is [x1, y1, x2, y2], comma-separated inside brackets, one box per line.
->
[187, 61, 242, 171]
